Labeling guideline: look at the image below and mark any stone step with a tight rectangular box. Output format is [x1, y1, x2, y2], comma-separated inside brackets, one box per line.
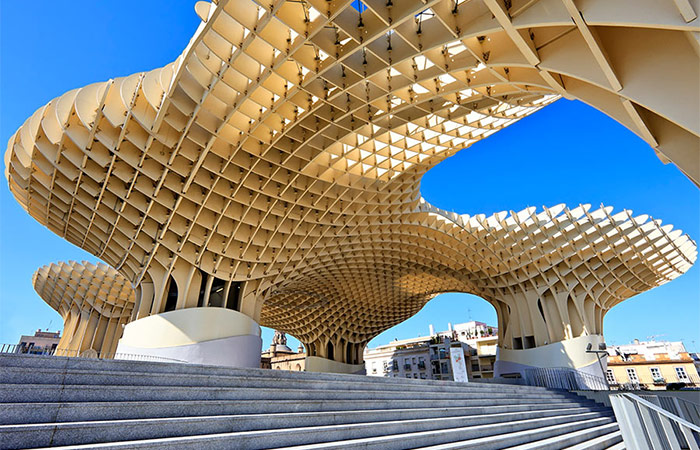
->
[501, 423, 621, 449]
[560, 430, 624, 450]
[27, 413, 615, 449]
[1, 354, 536, 390]
[0, 406, 610, 449]
[0, 383, 581, 403]
[0, 399, 590, 425]
[1, 355, 620, 450]
[0, 366, 560, 395]
[406, 419, 618, 450]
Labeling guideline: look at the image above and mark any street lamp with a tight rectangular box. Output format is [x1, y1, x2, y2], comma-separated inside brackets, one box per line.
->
[586, 342, 610, 390]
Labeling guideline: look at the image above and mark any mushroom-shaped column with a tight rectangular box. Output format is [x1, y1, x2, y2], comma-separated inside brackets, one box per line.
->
[468, 205, 697, 379]
[33, 261, 135, 358]
[115, 271, 263, 368]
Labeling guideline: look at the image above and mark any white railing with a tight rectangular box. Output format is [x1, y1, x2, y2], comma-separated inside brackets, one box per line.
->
[647, 395, 700, 429]
[610, 392, 700, 450]
[523, 367, 610, 391]
[0, 343, 185, 363]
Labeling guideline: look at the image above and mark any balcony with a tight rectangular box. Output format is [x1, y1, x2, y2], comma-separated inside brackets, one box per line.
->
[404, 364, 412, 370]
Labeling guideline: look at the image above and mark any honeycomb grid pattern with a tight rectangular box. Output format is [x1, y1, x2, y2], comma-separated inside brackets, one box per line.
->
[32, 261, 135, 357]
[260, 203, 696, 358]
[6, 0, 698, 364]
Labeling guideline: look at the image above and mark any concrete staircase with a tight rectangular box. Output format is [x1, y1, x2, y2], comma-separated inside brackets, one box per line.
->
[0, 354, 624, 449]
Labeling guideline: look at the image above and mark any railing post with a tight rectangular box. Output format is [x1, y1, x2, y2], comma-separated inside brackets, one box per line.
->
[610, 394, 653, 450]
[611, 393, 700, 450]
[656, 413, 683, 450]
[672, 397, 689, 422]
[681, 425, 700, 450]
[641, 395, 679, 449]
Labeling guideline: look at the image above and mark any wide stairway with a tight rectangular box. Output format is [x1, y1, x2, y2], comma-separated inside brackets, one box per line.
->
[0, 354, 624, 449]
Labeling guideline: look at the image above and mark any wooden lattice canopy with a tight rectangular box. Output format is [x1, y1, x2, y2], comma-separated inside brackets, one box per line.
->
[7, 0, 698, 362]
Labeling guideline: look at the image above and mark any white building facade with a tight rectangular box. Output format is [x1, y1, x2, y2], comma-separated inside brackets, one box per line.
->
[364, 321, 498, 381]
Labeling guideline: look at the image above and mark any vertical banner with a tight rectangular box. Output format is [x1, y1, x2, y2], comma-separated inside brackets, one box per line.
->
[450, 347, 469, 383]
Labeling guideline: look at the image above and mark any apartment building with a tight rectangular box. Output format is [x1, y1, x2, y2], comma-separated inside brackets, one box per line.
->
[364, 321, 498, 381]
[16, 330, 60, 355]
[606, 340, 700, 390]
[364, 335, 436, 380]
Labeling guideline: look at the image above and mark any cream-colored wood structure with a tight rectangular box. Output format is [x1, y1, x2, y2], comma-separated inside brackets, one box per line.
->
[33, 261, 135, 358]
[6, 0, 698, 373]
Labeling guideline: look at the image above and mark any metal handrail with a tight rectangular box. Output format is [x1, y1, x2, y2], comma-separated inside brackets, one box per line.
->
[638, 394, 700, 426]
[0, 343, 185, 364]
[611, 392, 700, 450]
[523, 366, 610, 391]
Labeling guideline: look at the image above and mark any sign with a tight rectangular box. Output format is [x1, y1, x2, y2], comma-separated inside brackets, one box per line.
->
[450, 347, 469, 383]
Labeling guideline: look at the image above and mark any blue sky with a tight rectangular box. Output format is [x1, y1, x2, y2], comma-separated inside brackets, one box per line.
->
[1, 2, 698, 353]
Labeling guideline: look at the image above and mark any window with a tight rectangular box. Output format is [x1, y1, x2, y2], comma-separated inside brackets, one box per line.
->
[605, 369, 616, 384]
[164, 276, 179, 312]
[650, 367, 663, 382]
[208, 277, 226, 307]
[439, 348, 447, 359]
[405, 374, 412, 378]
[420, 373, 426, 379]
[675, 367, 690, 382]
[196, 272, 208, 307]
[626, 368, 639, 383]
[441, 362, 449, 374]
[226, 281, 242, 310]
[524, 336, 536, 349]
[413, 373, 418, 379]
[512, 337, 523, 350]
[392, 360, 399, 372]
[404, 358, 411, 370]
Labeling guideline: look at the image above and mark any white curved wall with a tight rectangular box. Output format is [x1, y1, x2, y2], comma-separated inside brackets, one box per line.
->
[116, 307, 262, 368]
[494, 334, 606, 379]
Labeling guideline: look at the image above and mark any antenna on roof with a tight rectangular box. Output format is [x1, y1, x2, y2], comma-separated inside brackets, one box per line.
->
[646, 334, 665, 342]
